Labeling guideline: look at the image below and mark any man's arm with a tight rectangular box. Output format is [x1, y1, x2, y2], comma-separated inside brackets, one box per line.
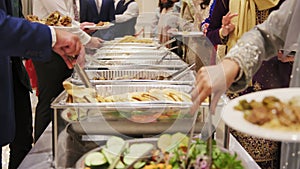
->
[115, 2, 139, 23]
[0, 9, 81, 68]
[0, 10, 52, 59]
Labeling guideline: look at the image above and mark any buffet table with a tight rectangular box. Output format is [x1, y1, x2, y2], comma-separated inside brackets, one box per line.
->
[18, 123, 261, 169]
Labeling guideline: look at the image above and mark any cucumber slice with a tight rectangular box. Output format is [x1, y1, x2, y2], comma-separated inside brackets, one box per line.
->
[123, 154, 136, 166]
[129, 143, 153, 154]
[104, 136, 127, 158]
[171, 132, 189, 148]
[157, 134, 172, 151]
[106, 136, 125, 148]
[124, 143, 153, 165]
[84, 152, 107, 167]
[101, 148, 114, 164]
[115, 161, 126, 169]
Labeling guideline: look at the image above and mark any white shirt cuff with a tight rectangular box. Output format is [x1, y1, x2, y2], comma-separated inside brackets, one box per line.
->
[49, 26, 57, 47]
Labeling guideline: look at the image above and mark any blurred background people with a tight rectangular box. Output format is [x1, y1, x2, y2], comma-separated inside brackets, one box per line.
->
[112, 0, 139, 38]
[80, 0, 116, 40]
[180, 0, 211, 67]
[150, 0, 167, 38]
[80, 0, 115, 24]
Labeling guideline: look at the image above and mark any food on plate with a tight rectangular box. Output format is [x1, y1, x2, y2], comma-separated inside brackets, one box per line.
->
[25, 11, 72, 27]
[118, 36, 153, 44]
[80, 133, 244, 169]
[96, 21, 110, 26]
[234, 96, 300, 130]
[59, 16, 72, 27]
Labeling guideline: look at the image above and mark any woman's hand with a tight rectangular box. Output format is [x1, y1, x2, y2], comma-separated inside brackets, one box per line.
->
[191, 59, 240, 113]
[278, 50, 295, 62]
[220, 12, 238, 37]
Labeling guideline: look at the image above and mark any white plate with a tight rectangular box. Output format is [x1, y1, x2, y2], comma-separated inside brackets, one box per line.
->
[222, 88, 300, 142]
[171, 31, 203, 37]
[51, 26, 79, 31]
[84, 23, 114, 30]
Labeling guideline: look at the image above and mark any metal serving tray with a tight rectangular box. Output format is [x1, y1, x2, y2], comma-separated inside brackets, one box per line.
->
[52, 84, 193, 108]
[52, 84, 194, 125]
[103, 38, 158, 47]
[70, 69, 195, 85]
[99, 45, 163, 50]
[92, 52, 181, 60]
[96, 48, 167, 56]
[85, 59, 187, 70]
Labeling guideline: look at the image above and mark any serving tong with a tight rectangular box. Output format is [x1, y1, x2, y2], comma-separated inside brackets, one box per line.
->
[156, 38, 176, 49]
[155, 46, 179, 64]
[73, 63, 100, 103]
[186, 95, 214, 168]
[164, 63, 195, 80]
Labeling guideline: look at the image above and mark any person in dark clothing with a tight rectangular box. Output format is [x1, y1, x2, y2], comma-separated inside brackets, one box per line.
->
[0, 5, 81, 168]
[112, 0, 139, 38]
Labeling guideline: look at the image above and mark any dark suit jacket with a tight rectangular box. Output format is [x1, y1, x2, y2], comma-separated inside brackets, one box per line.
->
[80, 0, 115, 23]
[0, 8, 52, 146]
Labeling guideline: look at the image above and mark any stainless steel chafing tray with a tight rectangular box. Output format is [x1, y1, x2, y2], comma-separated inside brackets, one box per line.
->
[70, 69, 195, 85]
[52, 84, 196, 127]
[91, 50, 181, 60]
[96, 49, 168, 56]
[99, 45, 162, 50]
[85, 59, 187, 70]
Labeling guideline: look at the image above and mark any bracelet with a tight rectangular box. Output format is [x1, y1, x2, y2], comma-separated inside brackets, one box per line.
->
[219, 28, 225, 39]
[224, 58, 244, 82]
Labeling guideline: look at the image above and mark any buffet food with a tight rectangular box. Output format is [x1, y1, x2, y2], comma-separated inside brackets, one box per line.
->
[78, 133, 244, 169]
[25, 11, 72, 27]
[63, 81, 191, 103]
[96, 21, 110, 26]
[118, 36, 154, 44]
[234, 96, 300, 131]
[91, 75, 166, 81]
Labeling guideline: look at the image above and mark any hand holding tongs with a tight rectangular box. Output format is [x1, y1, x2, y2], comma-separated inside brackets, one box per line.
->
[73, 63, 100, 103]
[156, 38, 176, 49]
[186, 95, 214, 169]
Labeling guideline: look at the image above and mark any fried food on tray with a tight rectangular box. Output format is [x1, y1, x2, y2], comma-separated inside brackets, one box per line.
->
[59, 16, 72, 27]
[118, 35, 153, 43]
[235, 96, 300, 131]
